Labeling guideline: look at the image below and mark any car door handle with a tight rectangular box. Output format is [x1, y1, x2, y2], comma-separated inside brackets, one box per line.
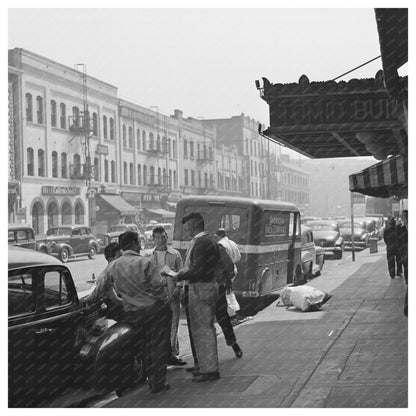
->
[35, 328, 57, 335]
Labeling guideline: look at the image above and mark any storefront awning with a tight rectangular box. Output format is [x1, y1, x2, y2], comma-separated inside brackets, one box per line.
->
[144, 208, 176, 218]
[97, 194, 141, 216]
[349, 154, 407, 199]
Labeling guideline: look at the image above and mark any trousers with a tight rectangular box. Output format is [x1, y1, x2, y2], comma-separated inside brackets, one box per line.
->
[188, 281, 219, 373]
[122, 300, 172, 388]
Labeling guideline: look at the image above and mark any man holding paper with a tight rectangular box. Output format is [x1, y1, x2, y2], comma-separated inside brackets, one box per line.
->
[149, 226, 187, 367]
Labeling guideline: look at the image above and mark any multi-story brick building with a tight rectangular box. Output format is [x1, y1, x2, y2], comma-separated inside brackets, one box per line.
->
[8, 47, 310, 234]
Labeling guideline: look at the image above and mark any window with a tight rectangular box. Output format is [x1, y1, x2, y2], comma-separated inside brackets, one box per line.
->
[51, 100, 57, 127]
[73, 154, 81, 178]
[167, 138, 171, 156]
[129, 163, 134, 184]
[38, 149, 45, 177]
[61, 153, 67, 178]
[191, 170, 195, 186]
[204, 173, 208, 188]
[72, 106, 80, 128]
[60, 103, 66, 129]
[169, 169, 172, 188]
[158, 167, 162, 184]
[25, 93, 33, 122]
[157, 135, 161, 151]
[184, 139, 188, 157]
[142, 131, 146, 151]
[43, 270, 70, 307]
[123, 162, 128, 184]
[75, 202, 85, 224]
[150, 166, 155, 184]
[143, 165, 147, 185]
[104, 159, 109, 182]
[103, 116, 108, 139]
[62, 202, 72, 225]
[149, 133, 154, 150]
[27, 148, 34, 176]
[92, 112, 98, 136]
[190, 141, 194, 158]
[128, 127, 133, 148]
[109, 118, 115, 140]
[173, 139, 177, 158]
[47, 202, 58, 229]
[52, 151, 58, 178]
[137, 129, 141, 150]
[184, 169, 189, 186]
[8, 272, 35, 316]
[137, 164, 141, 185]
[111, 160, 116, 183]
[162, 137, 167, 154]
[94, 157, 99, 181]
[122, 125, 127, 148]
[173, 170, 177, 189]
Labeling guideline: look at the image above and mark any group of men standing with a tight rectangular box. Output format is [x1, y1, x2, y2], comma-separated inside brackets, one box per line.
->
[86, 212, 242, 393]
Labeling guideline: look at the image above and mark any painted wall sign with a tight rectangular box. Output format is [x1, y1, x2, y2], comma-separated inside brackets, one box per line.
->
[42, 186, 80, 196]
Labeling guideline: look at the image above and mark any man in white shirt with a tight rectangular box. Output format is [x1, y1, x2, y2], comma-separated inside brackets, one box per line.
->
[215, 228, 241, 277]
[149, 226, 187, 367]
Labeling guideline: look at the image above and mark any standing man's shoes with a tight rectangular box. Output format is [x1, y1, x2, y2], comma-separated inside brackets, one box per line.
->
[185, 366, 198, 373]
[232, 342, 243, 358]
[167, 356, 187, 366]
[192, 372, 220, 382]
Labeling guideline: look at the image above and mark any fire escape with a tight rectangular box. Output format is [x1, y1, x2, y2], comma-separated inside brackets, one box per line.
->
[196, 118, 215, 195]
[146, 107, 172, 197]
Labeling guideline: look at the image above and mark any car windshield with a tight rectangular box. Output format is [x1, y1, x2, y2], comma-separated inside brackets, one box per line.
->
[308, 224, 336, 231]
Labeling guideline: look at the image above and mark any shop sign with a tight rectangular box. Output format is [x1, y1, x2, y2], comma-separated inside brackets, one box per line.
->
[96, 144, 109, 155]
[42, 186, 80, 196]
[142, 193, 162, 202]
[269, 94, 400, 133]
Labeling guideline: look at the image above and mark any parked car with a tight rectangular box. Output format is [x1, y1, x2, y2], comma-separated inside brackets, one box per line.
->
[144, 222, 174, 247]
[98, 223, 146, 252]
[8, 224, 37, 251]
[305, 220, 345, 259]
[8, 245, 143, 407]
[301, 216, 321, 224]
[45, 225, 99, 263]
[301, 226, 325, 280]
[361, 216, 384, 240]
[339, 219, 369, 250]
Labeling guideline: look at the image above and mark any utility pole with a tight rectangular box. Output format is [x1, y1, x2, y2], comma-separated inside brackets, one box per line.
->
[72, 64, 96, 234]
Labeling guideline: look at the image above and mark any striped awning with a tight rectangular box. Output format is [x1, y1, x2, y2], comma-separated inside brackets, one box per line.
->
[349, 154, 408, 198]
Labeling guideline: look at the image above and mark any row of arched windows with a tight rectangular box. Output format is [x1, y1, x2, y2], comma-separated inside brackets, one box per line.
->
[25, 93, 116, 140]
[31, 199, 85, 235]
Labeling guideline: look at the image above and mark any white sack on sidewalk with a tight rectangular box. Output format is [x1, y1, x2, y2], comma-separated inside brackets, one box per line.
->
[290, 286, 328, 312]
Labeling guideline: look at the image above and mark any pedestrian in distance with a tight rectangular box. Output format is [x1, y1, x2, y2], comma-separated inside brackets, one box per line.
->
[397, 210, 408, 285]
[175, 212, 221, 382]
[383, 216, 402, 279]
[149, 226, 187, 367]
[89, 231, 172, 394]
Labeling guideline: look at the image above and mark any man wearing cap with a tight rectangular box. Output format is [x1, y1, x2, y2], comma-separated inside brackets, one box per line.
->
[95, 231, 172, 393]
[175, 212, 221, 382]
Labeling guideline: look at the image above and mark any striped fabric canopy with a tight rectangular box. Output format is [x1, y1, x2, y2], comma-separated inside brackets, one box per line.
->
[349, 154, 408, 198]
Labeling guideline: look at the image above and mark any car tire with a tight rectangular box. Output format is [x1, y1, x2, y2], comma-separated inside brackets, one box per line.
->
[115, 355, 145, 397]
[59, 248, 69, 263]
[294, 265, 306, 286]
[88, 246, 97, 260]
[334, 249, 343, 260]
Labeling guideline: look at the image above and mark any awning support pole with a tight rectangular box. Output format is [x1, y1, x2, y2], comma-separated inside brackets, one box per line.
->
[350, 192, 355, 262]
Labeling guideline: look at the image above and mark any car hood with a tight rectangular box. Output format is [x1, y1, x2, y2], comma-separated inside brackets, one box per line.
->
[313, 231, 339, 240]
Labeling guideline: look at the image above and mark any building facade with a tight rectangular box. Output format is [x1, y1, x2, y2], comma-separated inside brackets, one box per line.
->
[8, 48, 310, 234]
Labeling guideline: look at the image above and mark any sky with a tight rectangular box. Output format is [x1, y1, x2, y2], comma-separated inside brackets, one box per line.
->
[7, 5, 388, 126]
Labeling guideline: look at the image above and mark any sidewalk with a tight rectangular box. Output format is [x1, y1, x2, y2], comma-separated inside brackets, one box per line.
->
[104, 242, 408, 408]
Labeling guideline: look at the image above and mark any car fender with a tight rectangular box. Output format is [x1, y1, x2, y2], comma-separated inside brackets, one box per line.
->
[54, 242, 74, 256]
[78, 322, 138, 394]
[88, 240, 99, 251]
